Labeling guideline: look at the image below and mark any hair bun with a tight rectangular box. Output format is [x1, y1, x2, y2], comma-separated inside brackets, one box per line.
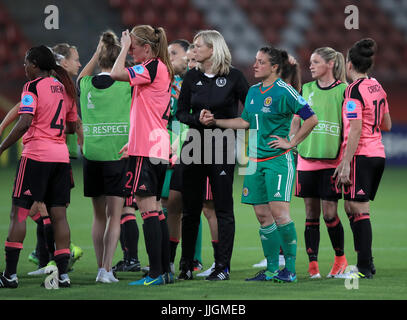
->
[355, 38, 376, 58]
[101, 30, 119, 47]
[280, 50, 289, 60]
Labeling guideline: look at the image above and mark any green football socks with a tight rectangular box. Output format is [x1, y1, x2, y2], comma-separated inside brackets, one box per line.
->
[259, 223, 281, 273]
[278, 221, 297, 274]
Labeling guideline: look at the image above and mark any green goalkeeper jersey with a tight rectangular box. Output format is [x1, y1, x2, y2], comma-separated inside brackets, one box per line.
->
[241, 78, 310, 159]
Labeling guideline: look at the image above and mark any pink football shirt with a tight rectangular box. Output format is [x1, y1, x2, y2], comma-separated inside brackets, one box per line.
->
[342, 78, 389, 158]
[126, 58, 171, 160]
[18, 77, 77, 163]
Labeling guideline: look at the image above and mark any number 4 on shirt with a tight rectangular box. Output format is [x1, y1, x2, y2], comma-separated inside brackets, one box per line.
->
[162, 101, 171, 121]
[50, 99, 64, 136]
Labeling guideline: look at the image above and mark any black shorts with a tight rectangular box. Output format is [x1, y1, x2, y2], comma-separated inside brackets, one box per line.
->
[125, 156, 168, 201]
[170, 164, 213, 201]
[12, 156, 71, 209]
[343, 155, 385, 202]
[295, 168, 342, 201]
[69, 162, 75, 189]
[83, 158, 126, 197]
[169, 164, 182, 192]
[124, 195, 138, 210]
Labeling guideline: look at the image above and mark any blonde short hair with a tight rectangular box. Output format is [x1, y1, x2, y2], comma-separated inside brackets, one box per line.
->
[193, 30, 231, 76]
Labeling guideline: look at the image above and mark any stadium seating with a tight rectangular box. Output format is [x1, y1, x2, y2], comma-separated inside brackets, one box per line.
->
[300, 0, 407, 82]
[109, 0, 209, 42]
[236, 0, 293, 44]
[0, 3, 31, 100]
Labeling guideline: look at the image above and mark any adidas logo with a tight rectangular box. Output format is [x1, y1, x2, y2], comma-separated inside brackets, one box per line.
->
[357, 189, 365, 195]
[250, 99, 254, 104]
[138, 184, 147, 191]
[217, 272, 227, 280]
[274, 192, 281, 198]
[24, 189, 32, 196]
[196, 81, 203, 86]
[219, 170, 227, 176]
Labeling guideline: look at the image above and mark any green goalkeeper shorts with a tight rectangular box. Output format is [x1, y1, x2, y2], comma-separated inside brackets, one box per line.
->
[241, 150, 296, 205]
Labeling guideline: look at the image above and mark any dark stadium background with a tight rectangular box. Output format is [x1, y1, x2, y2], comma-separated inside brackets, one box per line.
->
[1, 0, 406, 166]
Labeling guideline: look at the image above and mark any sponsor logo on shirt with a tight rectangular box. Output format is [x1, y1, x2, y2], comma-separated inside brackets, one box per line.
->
[133, 65, 145, 74]
[313, 120, 341, 136]
[216, 77, 227, 87]
[20, 107, 34, 112]
[261, 107, 271, 113]
[307, 91, 314, 106]
[22, 94, 34, 106]
[346, 100, 356, 112]
[297, 95, 307, 105]
[83, 123, 129, 136]
[346, 112, 358, 119]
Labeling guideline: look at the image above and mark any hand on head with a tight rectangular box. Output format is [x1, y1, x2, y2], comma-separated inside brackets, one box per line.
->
[121, 30, 132, 50]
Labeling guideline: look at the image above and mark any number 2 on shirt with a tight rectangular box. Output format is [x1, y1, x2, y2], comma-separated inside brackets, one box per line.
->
[50, 99, 64, 136]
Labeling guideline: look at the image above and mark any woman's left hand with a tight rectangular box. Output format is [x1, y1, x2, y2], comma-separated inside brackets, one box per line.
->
[333, 160, 352, 188]
[268, 135, 292, 150]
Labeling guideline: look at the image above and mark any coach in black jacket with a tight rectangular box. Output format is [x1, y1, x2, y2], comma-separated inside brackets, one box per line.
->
[176, 30, 249, 281]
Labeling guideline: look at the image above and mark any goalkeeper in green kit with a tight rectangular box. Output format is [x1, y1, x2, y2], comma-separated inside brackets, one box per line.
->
[201, 46, 318, 282]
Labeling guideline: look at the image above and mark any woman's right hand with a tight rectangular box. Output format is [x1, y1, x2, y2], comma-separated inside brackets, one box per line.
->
[200, 109, 215, 126]
[120, 30, 132, 50]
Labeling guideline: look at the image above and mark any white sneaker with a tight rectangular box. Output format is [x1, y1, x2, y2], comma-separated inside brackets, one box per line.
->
[196, 262, 215, 277]
[252, 255, 286, 268]
[96, 268, 104, 282]
[105, 270, 119, 283]
[96, 268, 119, 283]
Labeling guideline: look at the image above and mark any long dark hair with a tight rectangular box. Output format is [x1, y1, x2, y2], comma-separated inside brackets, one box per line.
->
[347, 38, 377, 74]
[26, 45, 76, 100]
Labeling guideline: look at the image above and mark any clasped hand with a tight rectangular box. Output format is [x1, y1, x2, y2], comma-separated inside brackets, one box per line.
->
[199, 109, 215, 126]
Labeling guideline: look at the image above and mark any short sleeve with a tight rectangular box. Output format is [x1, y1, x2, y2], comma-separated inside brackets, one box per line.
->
[241, 107, 250, 123]
[343, 98, 363, 120]
[19, 91, 38, 115]
[127, 60, 158, 86]
[65, 96, 78, 122]
[285, 89, 314, 120]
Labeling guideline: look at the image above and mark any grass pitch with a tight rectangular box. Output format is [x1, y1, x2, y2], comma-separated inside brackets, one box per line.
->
[0, 159, 406, 300]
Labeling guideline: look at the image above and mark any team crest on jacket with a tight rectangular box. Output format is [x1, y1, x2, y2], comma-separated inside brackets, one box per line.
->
[264, 97, 272, 107]
[216, 77, 227, 87]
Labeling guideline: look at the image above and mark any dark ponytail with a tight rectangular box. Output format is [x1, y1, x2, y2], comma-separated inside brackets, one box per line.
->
[26, 45, 77, 100]
[348, 38, 377, 73]
[52, 65, 77, 100]
[259, 46, 287, 74]
[281, 58, 302, 92]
